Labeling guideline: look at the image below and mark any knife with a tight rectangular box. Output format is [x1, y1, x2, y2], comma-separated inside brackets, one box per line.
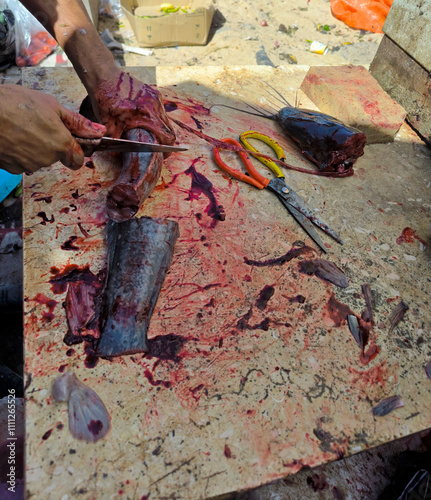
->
[75, 136, 188, 156]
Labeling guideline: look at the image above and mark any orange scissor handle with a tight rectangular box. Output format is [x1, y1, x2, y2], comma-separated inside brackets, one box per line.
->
[213, 138, 270, 190]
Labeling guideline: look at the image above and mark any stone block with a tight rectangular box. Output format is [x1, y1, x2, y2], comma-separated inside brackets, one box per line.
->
[383, 0, 431, 72]
[370, 35, 431, 146]
[300, 65, 407, 144]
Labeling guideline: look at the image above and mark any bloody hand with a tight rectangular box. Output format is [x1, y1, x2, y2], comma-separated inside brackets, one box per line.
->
[0, 85, 106, 175]
[88, 70, 176, 151]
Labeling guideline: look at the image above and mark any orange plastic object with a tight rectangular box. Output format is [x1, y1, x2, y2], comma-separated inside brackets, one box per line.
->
[331, 0, 393, 33]
[17, 30, 57, 67]
[213, 138, 269, 190]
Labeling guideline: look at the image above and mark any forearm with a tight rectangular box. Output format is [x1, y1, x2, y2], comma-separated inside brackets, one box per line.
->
[20, 0, 116, 91]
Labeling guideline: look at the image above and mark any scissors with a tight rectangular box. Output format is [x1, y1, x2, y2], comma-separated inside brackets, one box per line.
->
[213, 131, 343, 253]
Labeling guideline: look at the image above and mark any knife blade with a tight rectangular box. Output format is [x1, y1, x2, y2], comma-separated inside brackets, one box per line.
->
[75, 136, 188, 156]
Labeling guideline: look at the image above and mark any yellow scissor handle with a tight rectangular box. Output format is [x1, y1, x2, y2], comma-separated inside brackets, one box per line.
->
[240, 131, 286, 179]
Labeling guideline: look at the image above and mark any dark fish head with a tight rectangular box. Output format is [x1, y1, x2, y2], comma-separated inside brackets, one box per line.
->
[275, 107, 366, 173]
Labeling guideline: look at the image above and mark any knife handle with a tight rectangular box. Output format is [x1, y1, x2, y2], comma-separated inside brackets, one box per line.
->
[74, 137, 101, 157]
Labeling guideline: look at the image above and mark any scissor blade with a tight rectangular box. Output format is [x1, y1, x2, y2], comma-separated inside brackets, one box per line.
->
[287, 195, 344, 245]
[286, 204, 328, 253]
[76, 136, 188, 154]
[267, 178, 343, 245]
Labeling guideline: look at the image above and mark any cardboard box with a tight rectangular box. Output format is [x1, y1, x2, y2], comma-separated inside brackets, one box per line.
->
[120, 1, 215, 47]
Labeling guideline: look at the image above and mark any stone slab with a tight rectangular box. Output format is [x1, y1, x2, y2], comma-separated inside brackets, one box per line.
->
[370, 35, 431, 146]
[300, 65, 407, 144]
[383, 0, 431, 72]
[23, 66, 431, 500]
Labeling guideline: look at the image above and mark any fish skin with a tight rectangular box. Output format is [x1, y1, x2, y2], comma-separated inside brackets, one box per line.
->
[388, 300, 409, 333]
[372, 395, 404, 417]
[347, 314, 370, 351]
[298, 258, 348, 288]
[96, 217, 179, 357]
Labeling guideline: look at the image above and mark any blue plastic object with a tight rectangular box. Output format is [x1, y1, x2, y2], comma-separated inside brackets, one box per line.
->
[0, 169, 22, 203]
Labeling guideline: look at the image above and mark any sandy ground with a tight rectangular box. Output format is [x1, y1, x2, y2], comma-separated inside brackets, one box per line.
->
[99, 0, 384, 68]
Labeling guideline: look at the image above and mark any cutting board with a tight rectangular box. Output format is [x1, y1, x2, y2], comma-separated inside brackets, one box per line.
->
[23, 66, 431, 499]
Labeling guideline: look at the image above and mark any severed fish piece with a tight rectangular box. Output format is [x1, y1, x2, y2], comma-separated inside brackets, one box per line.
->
[106, 128, 163, 222]
[65, 281, 99, 342]
[388, 300, 409, 333]
[425, 360, 431, 380]
[372, 395, 404, 417]
[96, 217, 179, 357]
[52, 372, 110, 442]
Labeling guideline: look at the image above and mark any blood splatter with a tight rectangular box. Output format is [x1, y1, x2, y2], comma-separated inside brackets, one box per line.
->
[191, 116, 204, 130]
[146, 334, 186, 362]
[87, 419, 104, 437]
[61, 236, 79, 251]
[396, 227, 427, 246]
[71, 189, 82, 200]
[185, 163, 225, 227]
[284, 294, 306, 303]
[143, 369, 172, 389]
[84, 345, 99, 369]
[360, 340, 380, 365]
[36, 211, 54, 225]
[77, 222, 90, 238]
[190, 384, 205, 402]
[49, 265, 99, 294]
[244, 244, 314, 267]
[348, 361, 389, 388]
[33, 195, 52, 203]
[31, 293, 58, 321]
[255, 285, 275, 310]
[42, 429, 52, 440]
[323, 293, 354, 327]
[164, 97, 210, 116]
[164, 101, 178, 112]
[236, 308, 270, 331]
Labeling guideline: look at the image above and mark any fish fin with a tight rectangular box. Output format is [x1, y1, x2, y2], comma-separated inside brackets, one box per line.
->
[261, 79, 292, 107]
[67, 380, 110, 442]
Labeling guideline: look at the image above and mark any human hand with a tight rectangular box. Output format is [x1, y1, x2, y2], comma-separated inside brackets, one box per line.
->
[88, 69, 176, 154]
[0, 85, 106, 175]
